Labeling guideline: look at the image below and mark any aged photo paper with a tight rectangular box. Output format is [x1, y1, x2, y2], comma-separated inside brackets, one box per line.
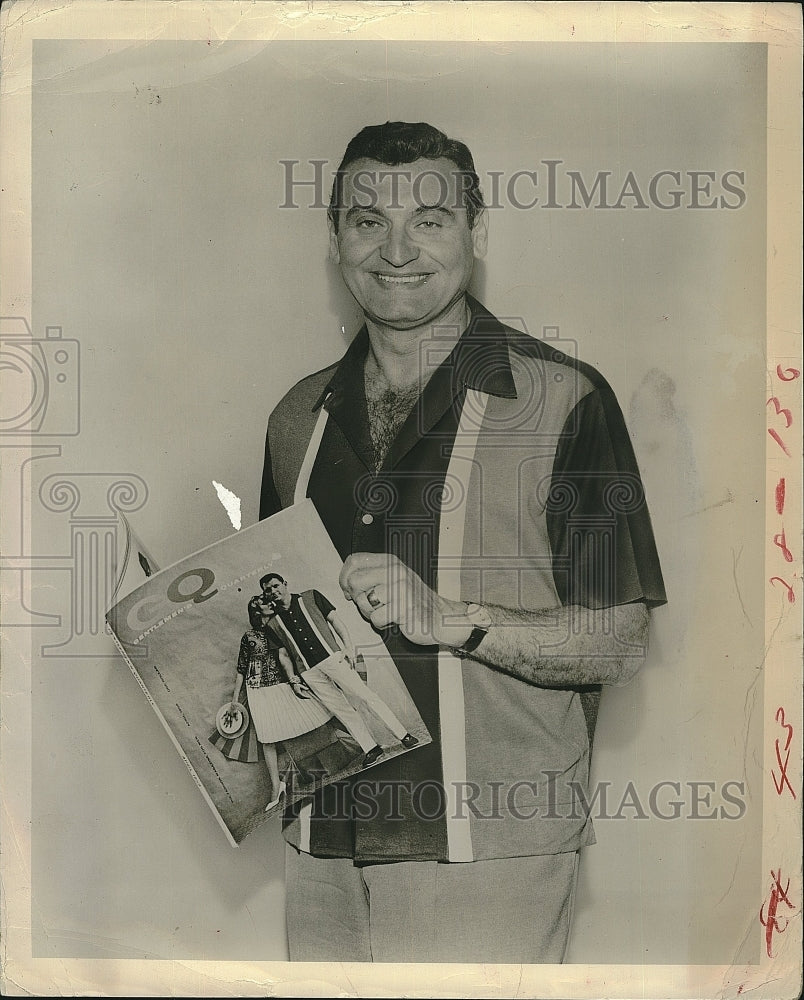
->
[1, 1, 801, 996]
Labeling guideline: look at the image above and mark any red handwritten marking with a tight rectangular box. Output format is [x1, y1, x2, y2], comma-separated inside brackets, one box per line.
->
[759, 869, 794, 958]
[776, 364, 801, 382]
[773, 530, 794, 563]
[767, 396, 793, 428]
[775, 707, 793, 750]
[775, 477, 786, 515]
[772, 742, 796, 798]
[772, 708, 795, 798]
[768, 428, 791, 456]
[769, 576, 796, 603]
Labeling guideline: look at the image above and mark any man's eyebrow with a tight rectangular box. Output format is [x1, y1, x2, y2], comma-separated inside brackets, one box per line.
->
[344, 205, 385, 223]
[413, 204, 455, 219]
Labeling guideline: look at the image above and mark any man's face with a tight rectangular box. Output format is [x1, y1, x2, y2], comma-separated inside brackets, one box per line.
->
[262, 577, 288, 606]
[329, 157, 487, 332]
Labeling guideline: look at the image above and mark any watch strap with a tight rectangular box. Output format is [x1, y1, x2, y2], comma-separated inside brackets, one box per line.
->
[453, 603, 491, 656]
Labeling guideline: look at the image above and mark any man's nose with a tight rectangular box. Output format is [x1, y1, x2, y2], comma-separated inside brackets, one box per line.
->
[379, 225, 419, 268]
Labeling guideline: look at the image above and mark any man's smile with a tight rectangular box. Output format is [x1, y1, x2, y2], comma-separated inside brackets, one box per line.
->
[371, 272, 432, 286]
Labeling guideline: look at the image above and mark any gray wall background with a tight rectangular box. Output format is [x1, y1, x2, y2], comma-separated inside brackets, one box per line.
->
[29, 40, 766, 963]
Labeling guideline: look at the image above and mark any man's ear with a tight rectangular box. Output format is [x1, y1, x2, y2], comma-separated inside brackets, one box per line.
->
[471, 207, 488, 260]
[327, 212, 341, 264]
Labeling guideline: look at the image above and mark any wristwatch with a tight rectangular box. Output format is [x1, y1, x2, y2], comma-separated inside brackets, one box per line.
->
[452, 602, 492, 657]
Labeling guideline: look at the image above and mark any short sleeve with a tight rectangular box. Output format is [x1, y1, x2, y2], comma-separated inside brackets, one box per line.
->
[546, 384, 667, 610]
[312, 590, 337, 619]
[236, 634, 250, 676]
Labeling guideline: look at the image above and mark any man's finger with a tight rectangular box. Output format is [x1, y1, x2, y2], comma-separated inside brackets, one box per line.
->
[353, 580, 392, 620]
[343, 565, 403, 601]
[369, 605, 396, 630]
[340, 553, 398, 595]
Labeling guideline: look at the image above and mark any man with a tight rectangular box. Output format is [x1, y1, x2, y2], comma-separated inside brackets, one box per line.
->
[260, 122, 666, 963]
[260, 573, 417, 766]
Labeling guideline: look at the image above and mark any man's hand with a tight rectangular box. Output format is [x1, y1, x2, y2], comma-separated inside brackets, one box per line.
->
[339, 553, 472, 648]
[289, 677, 311, 699]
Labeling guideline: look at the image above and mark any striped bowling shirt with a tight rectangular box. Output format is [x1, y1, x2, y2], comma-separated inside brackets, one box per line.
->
[260, 295, 667, 863]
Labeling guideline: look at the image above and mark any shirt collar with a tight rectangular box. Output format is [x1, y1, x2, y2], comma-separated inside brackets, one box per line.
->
[311, 294, 517, 413]
[310, 295, 517, 472]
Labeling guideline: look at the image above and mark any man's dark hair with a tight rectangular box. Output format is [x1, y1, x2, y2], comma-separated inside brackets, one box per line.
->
[260, 572, 285, 589]
[328, 121, 485, 233]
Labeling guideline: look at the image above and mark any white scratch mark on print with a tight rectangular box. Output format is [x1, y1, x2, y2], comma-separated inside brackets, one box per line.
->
[212, 480, 241, 531]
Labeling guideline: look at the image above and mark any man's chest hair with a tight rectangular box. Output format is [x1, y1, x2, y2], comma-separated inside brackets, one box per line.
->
[364, 377, 423, 472]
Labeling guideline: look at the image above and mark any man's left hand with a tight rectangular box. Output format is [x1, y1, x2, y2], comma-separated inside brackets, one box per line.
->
[339, 553, 473, 648]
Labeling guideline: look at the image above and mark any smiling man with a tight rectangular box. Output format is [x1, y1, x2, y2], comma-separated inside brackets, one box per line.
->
[260, 121, 666, 963]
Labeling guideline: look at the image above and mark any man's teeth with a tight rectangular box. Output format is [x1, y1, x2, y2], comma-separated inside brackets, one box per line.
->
[375, 273, 428, 283]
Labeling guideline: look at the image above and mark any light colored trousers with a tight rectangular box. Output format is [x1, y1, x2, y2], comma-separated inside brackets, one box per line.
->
[285, 842, 579, 963]
[301, 652, 407, 753]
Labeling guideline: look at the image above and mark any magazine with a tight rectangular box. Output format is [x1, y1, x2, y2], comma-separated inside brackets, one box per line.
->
[106, 500, 431, 846]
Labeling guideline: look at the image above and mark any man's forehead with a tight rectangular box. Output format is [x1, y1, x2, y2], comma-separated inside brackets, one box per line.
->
[339, 156, 464, 208]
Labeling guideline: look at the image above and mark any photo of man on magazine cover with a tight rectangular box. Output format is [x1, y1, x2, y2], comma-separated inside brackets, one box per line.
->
[106, 502, 432, 846]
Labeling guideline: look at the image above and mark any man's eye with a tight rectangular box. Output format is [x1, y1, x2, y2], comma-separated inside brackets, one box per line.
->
[356, 218, 381, 229]
[417, 220, 441, 229]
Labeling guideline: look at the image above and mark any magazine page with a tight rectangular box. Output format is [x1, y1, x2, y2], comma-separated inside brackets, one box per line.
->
[106, 500, 431, 846]
[109, 511, 162, 602]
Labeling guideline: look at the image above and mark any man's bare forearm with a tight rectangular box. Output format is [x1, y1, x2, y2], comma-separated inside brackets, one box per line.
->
[465, 602, 650, 687]
[278, 647, 297, 683]
[328, 613, 354, 657]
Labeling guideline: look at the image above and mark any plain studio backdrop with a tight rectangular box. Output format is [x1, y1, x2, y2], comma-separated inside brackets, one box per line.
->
[28, 39, 765, 963]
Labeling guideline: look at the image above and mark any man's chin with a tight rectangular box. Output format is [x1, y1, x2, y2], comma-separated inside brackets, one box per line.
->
[363, 301, 461, 333]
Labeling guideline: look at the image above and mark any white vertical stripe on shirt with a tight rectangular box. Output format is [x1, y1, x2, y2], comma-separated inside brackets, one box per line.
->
[294, 405, 330, 504]
[295, 593, 339, 656]
[271, 596, 337, 670]
[437, 387, 489, 862]
[270, 614, 305, 666]
[299, 803, 312, 853]
[293, 407, 329, 857]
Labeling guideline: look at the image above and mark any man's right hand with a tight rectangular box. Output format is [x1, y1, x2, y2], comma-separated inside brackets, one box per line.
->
[290, 678, 310, 699]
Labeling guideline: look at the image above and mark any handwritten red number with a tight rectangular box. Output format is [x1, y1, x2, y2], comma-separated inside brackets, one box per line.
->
[775, 707, 793, 750]
[767, 397, 793, 428]
[775, 478, 786, 515]
[769, 577, 796, 603]
[768, 428, 791, 456]
[776, 364, 801, 382]
[772, 707, 796, 799]
[773, 530, 794, 563]
[760, 869, 794, 957]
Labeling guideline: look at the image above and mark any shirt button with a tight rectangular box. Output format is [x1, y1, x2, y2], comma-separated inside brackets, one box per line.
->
[361, 513, 374, 525]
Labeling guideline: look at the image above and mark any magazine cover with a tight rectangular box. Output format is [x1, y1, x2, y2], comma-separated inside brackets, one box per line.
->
[106, 500, 431, 846]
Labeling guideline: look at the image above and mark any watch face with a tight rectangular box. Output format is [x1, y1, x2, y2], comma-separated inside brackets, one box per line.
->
[466, 603, 492, 628]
